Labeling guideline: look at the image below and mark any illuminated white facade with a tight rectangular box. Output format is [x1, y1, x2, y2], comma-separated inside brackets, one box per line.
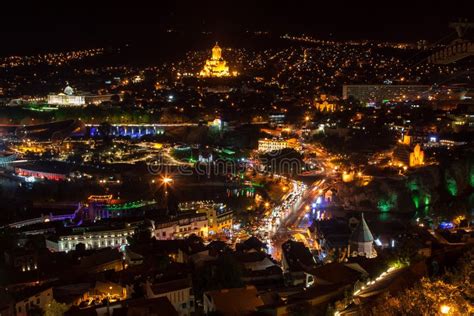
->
[153, 214, 209, 240]
[46, 226, 135, 252]
[258, 138, 301, 152]
[48, 85, 85, 106]
[48, 85, 114, 106]
[48, 93, 85, 106]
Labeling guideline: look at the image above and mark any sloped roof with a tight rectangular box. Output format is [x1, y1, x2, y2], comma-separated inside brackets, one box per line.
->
[150, 277, 191, 295]
[205, 286, 264, 315]
[308, 262, 364, 285]
[350, 213, 374, 243]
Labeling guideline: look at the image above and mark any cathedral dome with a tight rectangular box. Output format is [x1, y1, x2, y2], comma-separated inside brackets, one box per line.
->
[64, 85, 74, 96]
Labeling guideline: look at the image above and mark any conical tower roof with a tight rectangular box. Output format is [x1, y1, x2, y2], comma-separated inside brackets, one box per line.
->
[350, 213, 374, 243]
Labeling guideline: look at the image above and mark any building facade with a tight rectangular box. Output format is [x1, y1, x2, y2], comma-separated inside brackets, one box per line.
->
[145, 278, 194, 316]
[257, 138, 300, 152]
[48, 85, 114, 106]
[46, 225, 136, 252]
[348, 214, 377, 258]
[14, 287, 53, 316]
[199, 43, 234, 78]
[153, 214, 209, 240]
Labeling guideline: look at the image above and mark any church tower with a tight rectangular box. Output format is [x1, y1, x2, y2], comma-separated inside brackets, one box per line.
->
[348, 213, 377, 258]
[211, 43, 222, 60]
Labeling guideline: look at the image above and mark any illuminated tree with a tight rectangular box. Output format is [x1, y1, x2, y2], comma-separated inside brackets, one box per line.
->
[370, 248, 474, 315]
[44, 299, 70, 316]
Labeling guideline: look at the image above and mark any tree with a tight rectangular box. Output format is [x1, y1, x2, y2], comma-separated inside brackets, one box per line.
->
[370, 247, 474, 315]
[44, 299, 70, 316]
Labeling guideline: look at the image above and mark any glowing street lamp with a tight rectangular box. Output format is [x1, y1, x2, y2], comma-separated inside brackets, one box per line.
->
[162, 177, 173, 184]
[161, 176, 173, 215]
[440, 305, 451, 315]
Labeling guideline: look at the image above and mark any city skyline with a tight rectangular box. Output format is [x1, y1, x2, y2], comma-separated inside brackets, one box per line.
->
[0, 2, 472, 316]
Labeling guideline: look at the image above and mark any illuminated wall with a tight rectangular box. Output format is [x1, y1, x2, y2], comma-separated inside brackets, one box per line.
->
[48, 93, 85, 106]
[409, 144, 424, 167]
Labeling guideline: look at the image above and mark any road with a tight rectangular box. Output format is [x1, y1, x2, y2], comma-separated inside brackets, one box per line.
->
[264, 143, 341, 260]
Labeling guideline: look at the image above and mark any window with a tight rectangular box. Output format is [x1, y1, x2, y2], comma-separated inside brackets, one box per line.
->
[182, 302, 187, 309]
[162, 232, 166, 237]
[37, 298, 40, 304]
[18, 306, 22, 313]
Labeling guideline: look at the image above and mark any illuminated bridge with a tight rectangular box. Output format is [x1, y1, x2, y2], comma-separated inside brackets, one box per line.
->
[86, 123, 198, 138]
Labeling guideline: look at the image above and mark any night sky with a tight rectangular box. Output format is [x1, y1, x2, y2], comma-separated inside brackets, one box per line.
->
[1, 0, 473, 55]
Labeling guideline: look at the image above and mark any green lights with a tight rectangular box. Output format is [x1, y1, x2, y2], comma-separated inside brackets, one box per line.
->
[378, 193, 397, 213]
[106, 200, 152, 211]
[445, 174, 458, 197]
[470, 166, 474, 188]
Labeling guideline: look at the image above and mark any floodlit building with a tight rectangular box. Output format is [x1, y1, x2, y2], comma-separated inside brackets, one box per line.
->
[153, 213, 209, 240]
[48, 85, 114, 106]
[409, 144, 425, 167]
[178, 201, 233, 235]
[258, 138, 301, 152]
[45, 223, 136, 252]
[314, 94, 336, 112]
[48, 85, 85, 106]
[199, 43, 236, 78]
[393, 143, 425, 168]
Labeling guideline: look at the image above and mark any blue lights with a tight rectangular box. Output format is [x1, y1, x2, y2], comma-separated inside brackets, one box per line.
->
[89, 125, 164, 138]
[439, 221, 454, 230]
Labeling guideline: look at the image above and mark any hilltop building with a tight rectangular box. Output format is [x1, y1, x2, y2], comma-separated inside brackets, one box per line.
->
[199, 43, 236, 78]
[48, 85, 114, 106]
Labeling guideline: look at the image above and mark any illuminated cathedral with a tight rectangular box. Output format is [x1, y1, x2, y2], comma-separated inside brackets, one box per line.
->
[199, 43, 235, 78]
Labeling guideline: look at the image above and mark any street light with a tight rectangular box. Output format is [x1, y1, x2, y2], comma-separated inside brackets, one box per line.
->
[440, 305, 451, 315]
[162, 176, 173, 184]
[161, 176, 173, 215]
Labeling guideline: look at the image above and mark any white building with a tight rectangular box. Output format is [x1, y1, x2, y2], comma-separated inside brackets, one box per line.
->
[257, 138, 301, 152]
[153, 214, 208, 240]
[145, 277, 194, 316]
[348, 213, 377, 258]
[14, 287, 53, 316]
[46, 225, 135, 252]
[48, 85, 114, 106]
